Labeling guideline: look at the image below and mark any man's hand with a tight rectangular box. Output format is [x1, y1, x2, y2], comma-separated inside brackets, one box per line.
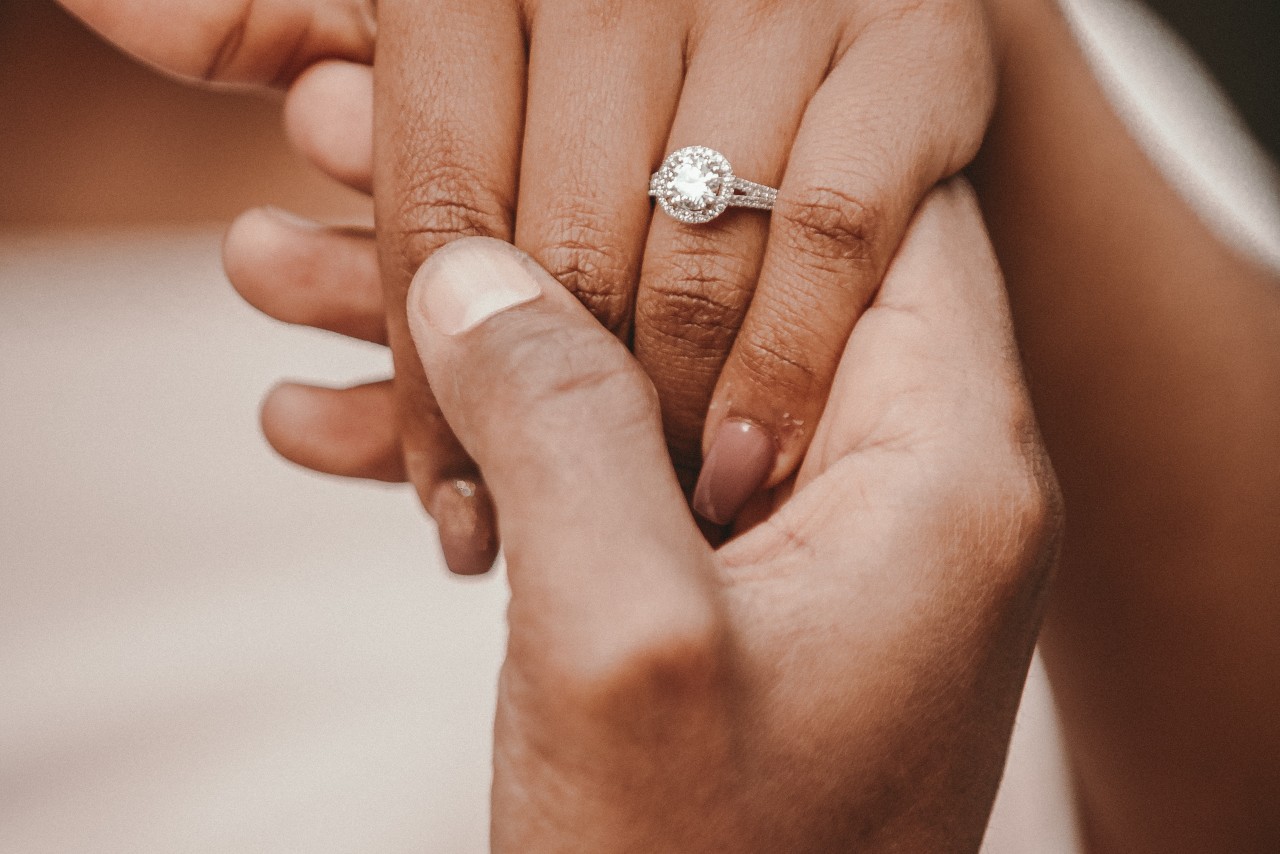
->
[397, 182, 1059, 850]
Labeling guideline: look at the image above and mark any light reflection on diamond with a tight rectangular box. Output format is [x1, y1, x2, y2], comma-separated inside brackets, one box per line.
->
[653, 146, 734, 224]
[671, 161, 718, 210]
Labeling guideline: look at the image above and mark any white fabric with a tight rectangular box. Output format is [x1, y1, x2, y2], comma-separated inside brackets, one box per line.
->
[1063, 0, 1280, 271]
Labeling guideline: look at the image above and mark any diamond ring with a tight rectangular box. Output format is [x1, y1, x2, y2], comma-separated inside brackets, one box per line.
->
[648, 146, 778, 225]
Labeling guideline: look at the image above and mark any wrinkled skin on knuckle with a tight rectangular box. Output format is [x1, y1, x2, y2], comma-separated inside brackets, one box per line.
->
[732, 327, 825, 405]
[386, 154, 514, 283]
[496, 604, 735, 850]
[962, 356, 1063, 580]
[1005, 404, 1064, 580]
[635, 245, 757, 461]
[774, 184, 885, 277]
[639, 244, 753, 352]
[534, 218, 635, 337]
[943, 410, 1062, 608]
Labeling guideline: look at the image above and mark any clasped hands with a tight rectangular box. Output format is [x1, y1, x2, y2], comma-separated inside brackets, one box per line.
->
[64, 0, 1060, 848]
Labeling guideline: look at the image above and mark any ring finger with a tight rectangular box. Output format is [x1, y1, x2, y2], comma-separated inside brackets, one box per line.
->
[633, 5, 842, 494]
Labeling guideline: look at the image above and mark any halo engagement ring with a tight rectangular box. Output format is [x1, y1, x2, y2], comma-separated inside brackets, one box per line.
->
[649, 146, 778, 225]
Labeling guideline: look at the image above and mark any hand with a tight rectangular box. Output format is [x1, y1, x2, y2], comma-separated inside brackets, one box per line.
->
[226, 0, 997, 572]
[243, 182, 1062, 848]
[56, 0, 374, 88]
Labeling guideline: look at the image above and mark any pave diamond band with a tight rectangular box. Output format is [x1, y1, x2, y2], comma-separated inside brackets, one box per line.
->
[649, 146, 778, 225]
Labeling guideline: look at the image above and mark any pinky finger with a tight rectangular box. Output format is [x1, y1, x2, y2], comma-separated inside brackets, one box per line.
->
[261, 380, 406, 482]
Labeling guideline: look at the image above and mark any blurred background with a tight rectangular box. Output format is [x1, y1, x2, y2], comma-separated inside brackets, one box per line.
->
[0, 0, 368, 228]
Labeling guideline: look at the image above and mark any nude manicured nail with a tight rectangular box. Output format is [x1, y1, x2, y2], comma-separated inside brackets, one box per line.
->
[413, 239, 542, 336]
[431, 477, 498, 576]
[693, 419, 777, 526]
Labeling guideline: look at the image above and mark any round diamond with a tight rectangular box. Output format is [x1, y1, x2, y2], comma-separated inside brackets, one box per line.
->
[654, 146, 735, 224]
[671, 161, 719, 210]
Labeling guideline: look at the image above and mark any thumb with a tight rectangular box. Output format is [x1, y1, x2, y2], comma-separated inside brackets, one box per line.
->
[406, 238, 718, 690]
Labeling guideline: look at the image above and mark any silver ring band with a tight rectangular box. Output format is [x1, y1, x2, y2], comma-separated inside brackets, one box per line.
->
[648, 146, 777, 224]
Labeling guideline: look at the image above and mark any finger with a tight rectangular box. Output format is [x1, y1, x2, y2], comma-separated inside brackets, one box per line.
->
[405, 237, 719, 708]
[632, 8, 839, 496]
[285, 61, 373, 194]
[374, 0, 525, 574]
[223, 207, 385, 344]
[697, 6, 996, 523]
[766, 184, 1056, 690]
[513, 3, 684, 337]
[261, 380, 405, 483]
[262, 380, 501, 576]
[59, 0, 375, 87]
[727, 181, 1048, 633]
[757, 181, 1056, 569]
[721, 187, 1055, 840]
[803, 181, 1031, 480]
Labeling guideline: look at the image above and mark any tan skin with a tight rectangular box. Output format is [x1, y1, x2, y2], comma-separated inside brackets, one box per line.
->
[395, 192, 1060, 851]
[374, 0, 1003, 572]
[976, 1, 1280, 849]
[58, 0, 1280, 849]
[234, 0, 1002, 574]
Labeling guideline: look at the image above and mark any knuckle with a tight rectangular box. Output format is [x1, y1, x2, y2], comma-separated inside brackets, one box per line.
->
[775, 183, 884, 274]
[555, 600, 725, 720]
[535, 219, 634, 336]
[732, 327, 823, 399]
[1005, 410, 1064, 552]
[958, 404, 1064, 577]
[995, 459, 1058, 552]
[390, 160, 513, 274]
[638, 243, 752, 349]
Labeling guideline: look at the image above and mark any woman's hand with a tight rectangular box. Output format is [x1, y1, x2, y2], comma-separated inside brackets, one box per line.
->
[400, 183, 1059, 850]
[226, 0, 998, 572]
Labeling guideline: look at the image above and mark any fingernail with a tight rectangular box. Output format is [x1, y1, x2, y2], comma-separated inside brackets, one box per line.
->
[692, 419, 777, 526]
[431, 477, 499, 576]
[413, 238, 542, 336]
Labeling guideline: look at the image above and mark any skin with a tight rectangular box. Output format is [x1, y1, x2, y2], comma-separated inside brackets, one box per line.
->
[55, 0, 1280, 848]
[57, 0, 376, 86]
[406, 187, 1059, 851]
[345, 0, 1000, 570]
[975, 1, 1280, 850]
[253, 13, 1280, 845]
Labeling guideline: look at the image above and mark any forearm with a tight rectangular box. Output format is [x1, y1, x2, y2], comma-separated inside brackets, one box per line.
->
[973, 1, 1280, 851]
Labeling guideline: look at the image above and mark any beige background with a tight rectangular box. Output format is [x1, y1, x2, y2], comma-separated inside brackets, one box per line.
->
[0, 0, 366, 228]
